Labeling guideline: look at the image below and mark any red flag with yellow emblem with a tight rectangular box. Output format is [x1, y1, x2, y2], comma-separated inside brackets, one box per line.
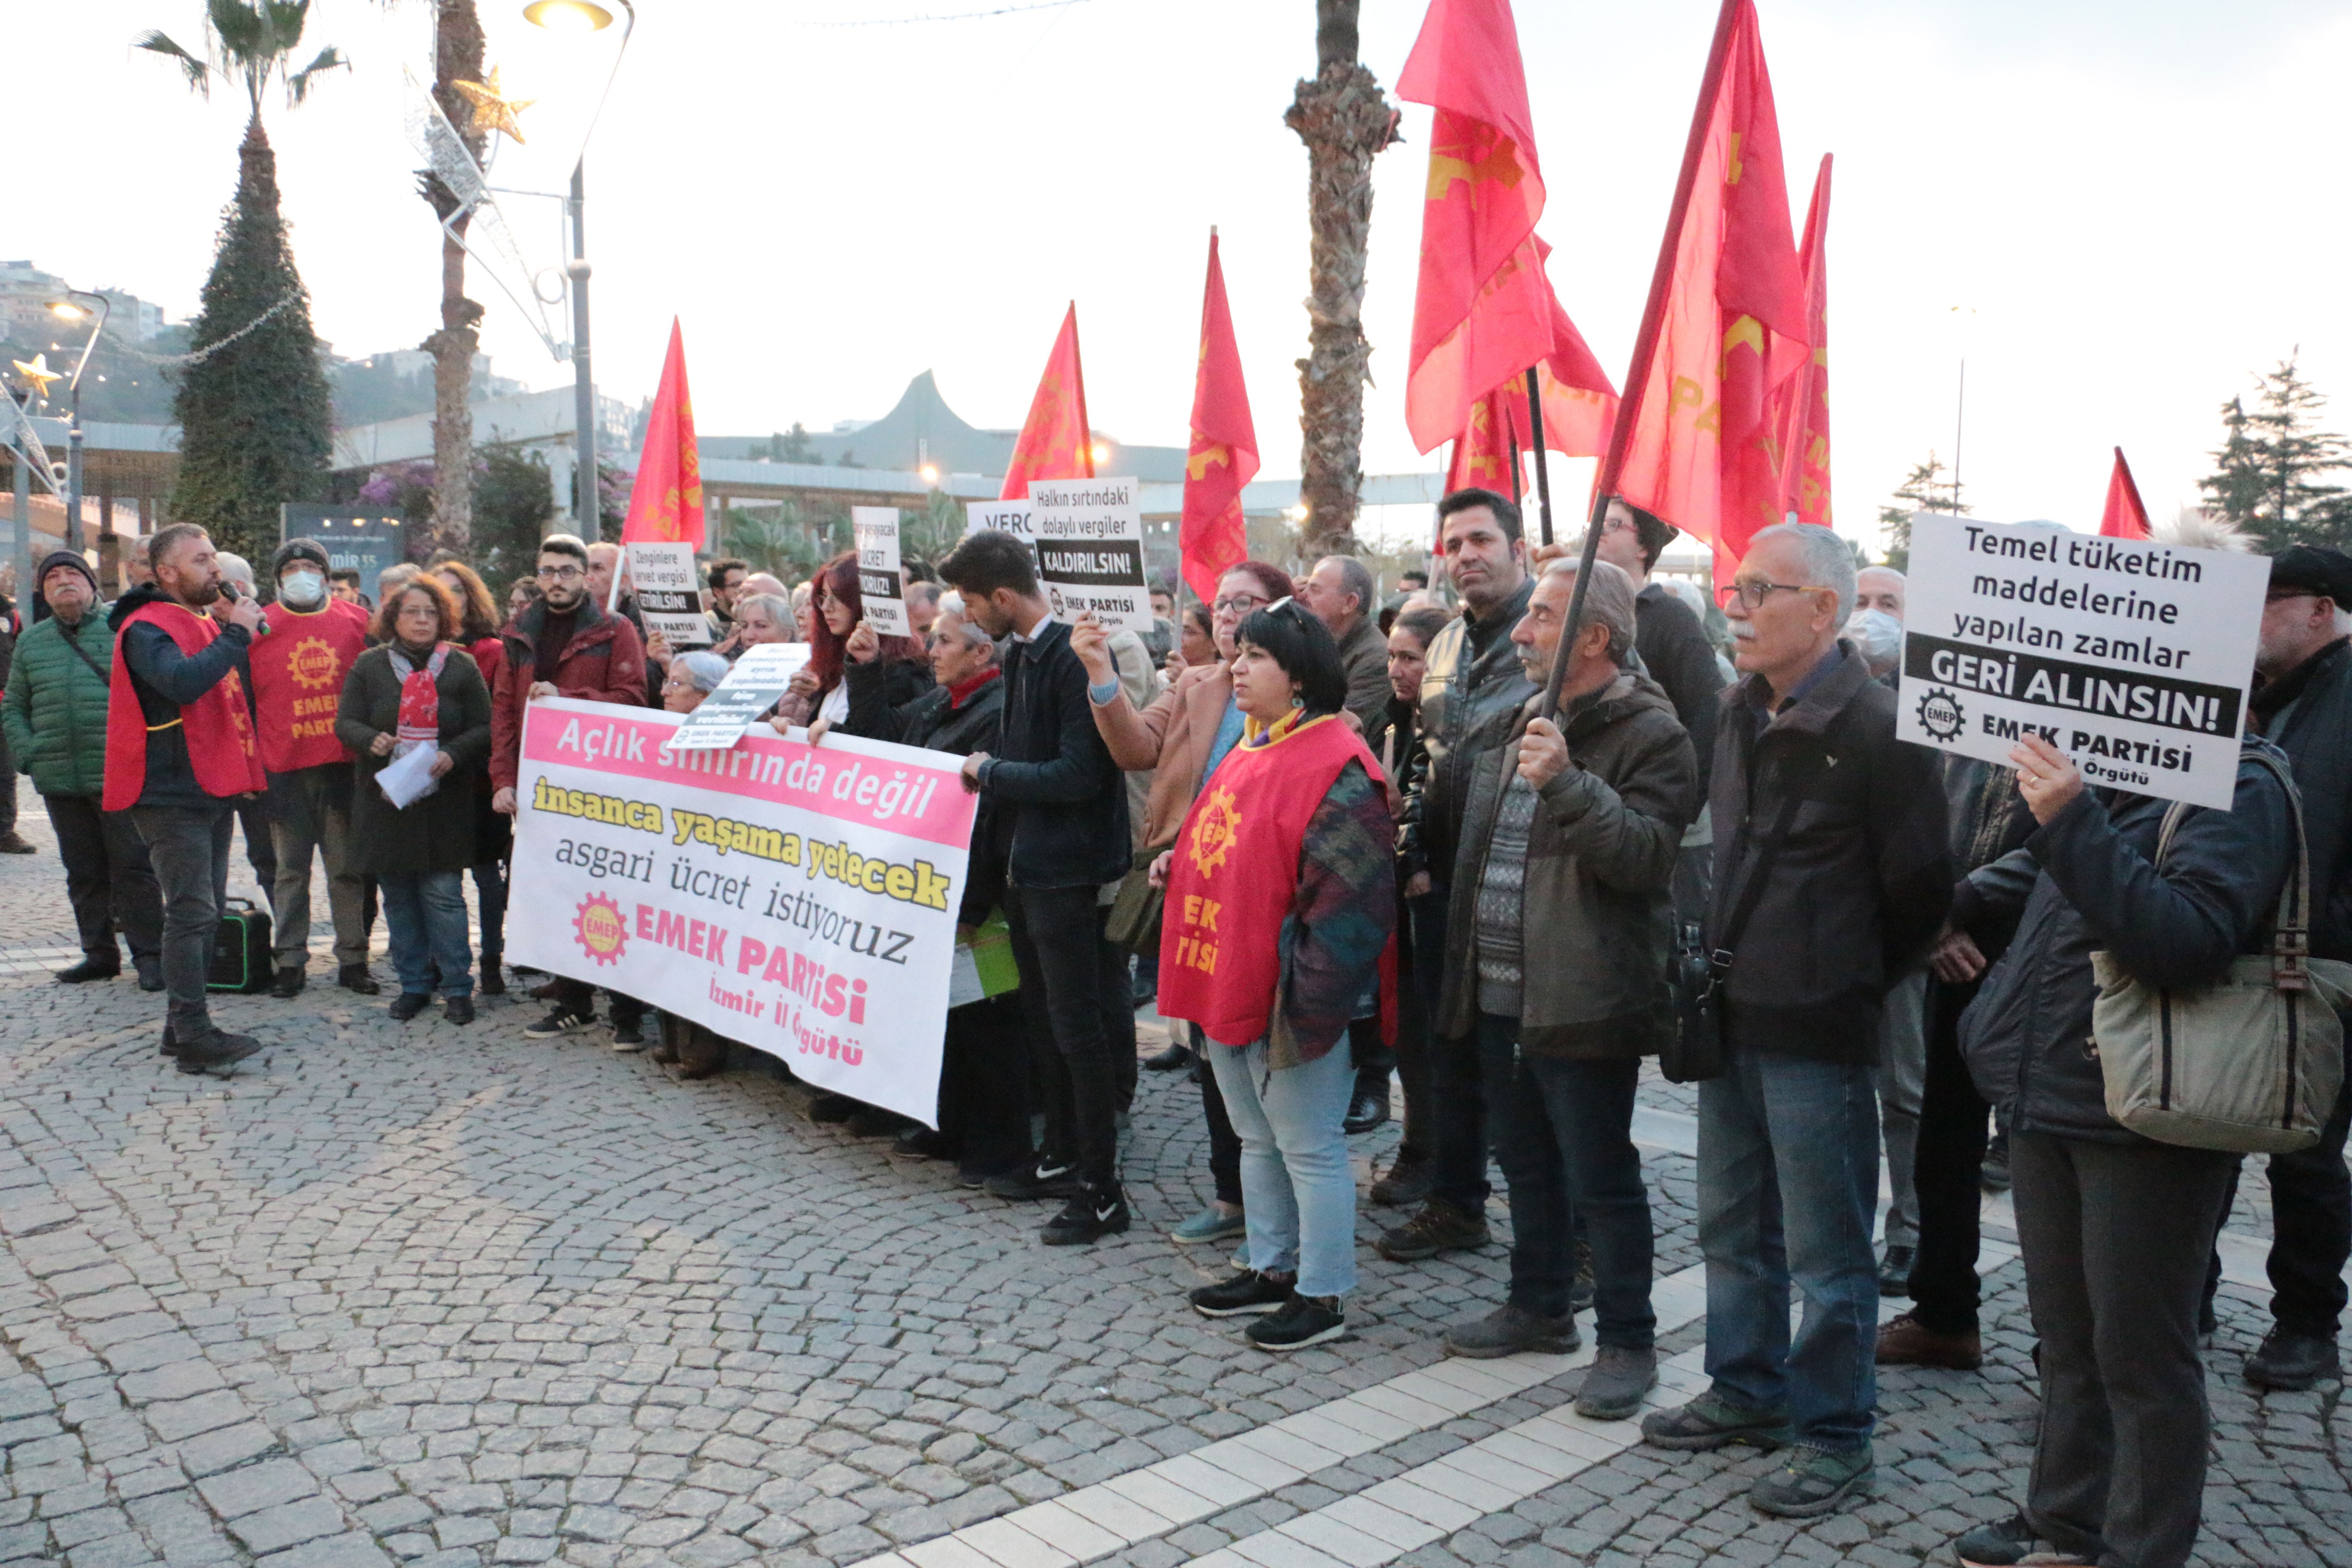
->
[1772, 154, 1832, 529]
[1181, 232, 1261, 601]
[620, 318, 703, 547]
[1446, 242, 1618, 493]
[1613, 0, 1809, 577]
[1001, 304, 1094, 501]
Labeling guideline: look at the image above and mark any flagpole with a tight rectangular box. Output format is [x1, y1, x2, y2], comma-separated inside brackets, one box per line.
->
[1543, 0, 1744, 722]
[1524, 366, 1555, 547]
[1506, 417, 1523, 508]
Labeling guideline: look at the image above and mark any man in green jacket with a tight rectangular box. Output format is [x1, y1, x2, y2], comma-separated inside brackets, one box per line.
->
[1, 552, 163, 986]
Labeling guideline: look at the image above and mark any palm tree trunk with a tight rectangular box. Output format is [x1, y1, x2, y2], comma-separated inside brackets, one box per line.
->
[1285, 0, 1399, 558]
[420, 0, 487, 556]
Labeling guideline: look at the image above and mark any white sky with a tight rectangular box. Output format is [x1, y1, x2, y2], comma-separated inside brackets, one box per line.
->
[25, 0, 2352, 554]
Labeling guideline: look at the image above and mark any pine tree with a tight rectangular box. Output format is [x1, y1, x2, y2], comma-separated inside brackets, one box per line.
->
[1875, 453, 1961, 572]
[2201, 356, 2351, 551]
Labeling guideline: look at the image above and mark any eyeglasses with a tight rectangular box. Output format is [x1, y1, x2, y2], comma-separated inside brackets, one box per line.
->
[1212, 592, 1269, 614]
[536, 564, 585, 582]
[1716, 579, 1831, 610]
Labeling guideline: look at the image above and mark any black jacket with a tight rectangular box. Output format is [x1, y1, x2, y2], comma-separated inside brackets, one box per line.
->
[1635, 582, 1726, 787]
[2254, 637, 2352, 961]
[1957, 743, 2294, 1143]
[336, 644, 493, 875]
[846, 662, 1009, 928]
[981, 619, 1130, 890]
[111, 584, 256, 810]
[1402, 578, 1535, 882]
[1707, 642, 1953, 1063]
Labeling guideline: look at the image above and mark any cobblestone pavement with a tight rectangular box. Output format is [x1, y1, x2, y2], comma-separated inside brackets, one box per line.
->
[0, 776, 2343, 1568]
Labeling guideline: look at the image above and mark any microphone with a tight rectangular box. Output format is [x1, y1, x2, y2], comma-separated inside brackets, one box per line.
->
[220, 579, 270, 639]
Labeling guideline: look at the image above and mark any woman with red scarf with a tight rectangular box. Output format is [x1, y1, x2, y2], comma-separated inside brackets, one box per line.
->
[336, 577, 492, 1026]
[771, 553, 930, 731]
[1153, 599, 1396, 1351]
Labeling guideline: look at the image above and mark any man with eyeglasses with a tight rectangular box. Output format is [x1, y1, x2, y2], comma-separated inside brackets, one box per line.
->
[488, 535, 652, 1047]
[1640, 522, 1949, 1519]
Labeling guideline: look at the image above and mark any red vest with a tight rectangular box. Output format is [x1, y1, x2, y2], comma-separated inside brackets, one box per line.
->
[1157, 714, 1380, 1047]
[246, 598, 369, 774]
[104, 601, 267, 810]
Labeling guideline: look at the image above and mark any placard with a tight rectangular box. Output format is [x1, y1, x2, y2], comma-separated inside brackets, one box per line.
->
[965, 499, 1034, 544]
[1029, 476, 1151, 633]
[507, 698, 975, 1124]
[1896, 513, 2268, 810]
[664, 641, 810, 752]
[626, 540, 712, 649]
[852, 507, 909, 637]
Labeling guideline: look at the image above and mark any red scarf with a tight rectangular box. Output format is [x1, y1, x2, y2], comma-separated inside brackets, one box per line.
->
[947, 666, 1002, 708]
[390, 642, 449, 754]
[103, 600, 266, 810]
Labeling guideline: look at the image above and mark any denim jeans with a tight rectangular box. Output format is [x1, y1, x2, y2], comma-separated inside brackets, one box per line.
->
[1004, 883, 1123, 1186]
[1479, 1015, 1655, 1347]
[1411, 882, 1488, 1213]
[378, 870, 473, 999]
[1697, 1047, 1881, 1450]
[132, 803, 234, 1040]
[1207, 1035, 1358, 1298]
[1877, 971, 1928, 1249]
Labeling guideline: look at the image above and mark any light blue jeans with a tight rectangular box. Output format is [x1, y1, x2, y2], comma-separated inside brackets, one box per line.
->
[1696, 1048, 1881, 1451]
[379, 870, 474, 1000]
[1207, 1036, 1357, 1298]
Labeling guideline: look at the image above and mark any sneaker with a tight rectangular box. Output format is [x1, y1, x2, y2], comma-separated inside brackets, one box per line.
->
[1369, 1151, 1435, 1209]
[957, 1156, 1022, 1190]
[1189, 1268, 1292, 1317]
[1376, 1199, 1489, 1262]
[891, 1128, 958, 1162]
[134, 956, 164, 992]
[1445, 1303, 1579, 1359]
[1879, 1242, 1916, 1298]
[1640, 1389, 1793, 1452]
[444, 995, 475, 1026]
[387, 992, 431, 1022]
[1569, 1237, 1596, 1314]
[524, 1004, 595, 1039]
[609, 1017, 646, 1052]
[1749, 1443, 1873, 1518]
[1170, 1204, 1248, 1244]
[55, 956, 121, 984]
[1343, 1087, 1390, 1135]
[0, 831, 35, 854]
[1981, 1131, 2011, 1193]
[338, 964, 381, 996]
[1576, 1344, 1659, 1420]
[1877, 1311, 1983, 1370]
[1142, 1042, 1190, 1072]
[267, 965, 306, 999]
[1951, 1513, 2092, 1566]
[1043, 1183, 1130, 1246]
[2245, 1329, 2342, 1391]
[175, 1031, 262, 1076]
[985, 1159, 1086, 1202]
[1246, 1292, 1345, 1351]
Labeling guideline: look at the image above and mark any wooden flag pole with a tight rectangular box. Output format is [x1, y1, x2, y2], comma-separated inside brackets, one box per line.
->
[1541, 0, 1743, 722]
[1524, 366, 1555, 548]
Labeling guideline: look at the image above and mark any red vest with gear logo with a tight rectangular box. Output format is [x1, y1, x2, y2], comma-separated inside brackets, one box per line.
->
[246, 597, 370, 773]
[103, 601, 267, 809]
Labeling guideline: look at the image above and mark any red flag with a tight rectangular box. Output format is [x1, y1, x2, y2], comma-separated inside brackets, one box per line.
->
[1000, 304, 1093, 500]
[1773, 154, 1832, 529]
[2100, 447, 2150, 539]
[1447, 242, 1619, 493]
[1614, 0, 1810, 578]
[1180, 232, 1261, 601]
[1400, 0, 1583, 455]
[620, 318, 703, 547]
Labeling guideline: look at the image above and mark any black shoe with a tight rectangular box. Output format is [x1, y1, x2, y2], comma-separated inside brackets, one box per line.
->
[1980, 1132, 2011, 1193]
[175, 1031, 261, 1075]
[1369, 1151, 1435, 1208]
[524, 1004, 595, 1039]
[134, 956, 164, 992]
[1376, 1199, 1489, 1262]
[0, 831, 35, 854]
[338, 964, 381, 996]
[1951, 1513, 2091, 1567]
[958, 1156, 1023, 1190]
[610, 1016, 646, 1050]
[891, 1128, 957, 1162]
[268, 965, 306, 999]
[529, 978, 562, 1001]
[1042, 1183, 1130, 1246]
[1131, 977, 1158, 1011]
[444, 995, 475, 1026]
[55, 956, 121, 984]
[388, 992, 431, 1022]
[1444, 1303, 1579, 1358]
[985, 1158, 1087, 1202]
[1878, 1243, 1916, 1298]
[1246, 1292, 1345, 1351]
[1569, 1238, 1596, 1314]
[479, 967, 506, 997]
[2245, 1329, 2341, 1390]
[159, 1022, 181, 1057]
[808, 1093, 861, 1124]
[1343, 1087, 1390, 1135]
[845, 1106, 914, 1138]
[1189, 1268, 1294, 1318]
[1142, 1042, 1191, 1072]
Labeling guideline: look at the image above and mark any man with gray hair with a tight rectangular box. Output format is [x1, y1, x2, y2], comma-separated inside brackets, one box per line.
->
[1298, 554, 1390, 736]
[1433, 555, 1698, 1422]
[1641, 523, 1951, 1516]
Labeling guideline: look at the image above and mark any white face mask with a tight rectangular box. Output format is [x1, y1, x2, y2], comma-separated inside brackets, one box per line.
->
[279, 570, 325, 609]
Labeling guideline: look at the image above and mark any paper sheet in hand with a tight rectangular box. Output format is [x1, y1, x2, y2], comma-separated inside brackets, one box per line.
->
[376, 743, 440, 809]
[1029, 478, 1152, 634]
[853, 508, 909, 637]
[626, 540, 711, 649]
[665, 642, 811, 752]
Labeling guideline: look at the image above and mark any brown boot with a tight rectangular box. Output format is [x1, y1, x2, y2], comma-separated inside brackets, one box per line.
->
[1876, 1311, 1982, 1370]
[675, 1023, 728, 1080]
[650, 1016, 684, 1065]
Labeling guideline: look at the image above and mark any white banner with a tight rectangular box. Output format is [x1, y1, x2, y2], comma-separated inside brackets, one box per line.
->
[965, 499, 1034, 544]
[507, 698, 976, 1123]
[1896, 513, 2267, 810]
[625, 541, 712, 649]
[1029, 477, 1152, 633]
[852, 507, 910, 637]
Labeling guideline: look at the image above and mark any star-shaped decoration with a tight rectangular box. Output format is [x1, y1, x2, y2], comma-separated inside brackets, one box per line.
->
[10, 354, 62, 400]
[453, 66, 533, 145]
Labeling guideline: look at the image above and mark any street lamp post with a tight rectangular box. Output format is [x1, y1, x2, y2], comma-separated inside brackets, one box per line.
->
[47, 291, 110, 555]
[523, 0, 636, 542]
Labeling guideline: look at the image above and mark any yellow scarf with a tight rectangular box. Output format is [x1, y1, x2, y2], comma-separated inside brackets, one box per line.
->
[1240, 708, 1328, 749]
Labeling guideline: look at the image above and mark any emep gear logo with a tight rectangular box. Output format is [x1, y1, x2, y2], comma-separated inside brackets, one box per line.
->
[1916, 686, 1966, 742]
[1187, 786, 1242, 879]
[572, 893, 628, 966]
[286, 636, 341, 690]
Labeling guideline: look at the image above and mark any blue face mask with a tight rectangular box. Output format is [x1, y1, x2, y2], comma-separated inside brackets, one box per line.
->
[279, 570, 326, 609]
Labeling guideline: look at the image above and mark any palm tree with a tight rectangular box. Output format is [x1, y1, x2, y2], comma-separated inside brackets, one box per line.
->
[416, 2, 490, 558]
[1284, 0, 1399, 557]
[138, 1, 347, 117]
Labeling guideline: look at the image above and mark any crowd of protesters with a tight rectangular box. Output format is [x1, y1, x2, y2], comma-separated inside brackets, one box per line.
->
[2, 486, 2349, 1568]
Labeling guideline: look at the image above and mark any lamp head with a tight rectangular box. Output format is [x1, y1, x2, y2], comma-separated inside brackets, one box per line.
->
[46, 300, 87, 322]
[524, 0, 614, 30]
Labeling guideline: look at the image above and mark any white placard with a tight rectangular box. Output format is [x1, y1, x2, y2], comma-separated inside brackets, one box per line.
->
[965, 499, 1035, 544]
[1028, 477, 1151, 634]
[624, 541, 712, 649]
[852, 507, 909, 637]
[1896, 513, 2268, 810]
[664, 641, 811, 752]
